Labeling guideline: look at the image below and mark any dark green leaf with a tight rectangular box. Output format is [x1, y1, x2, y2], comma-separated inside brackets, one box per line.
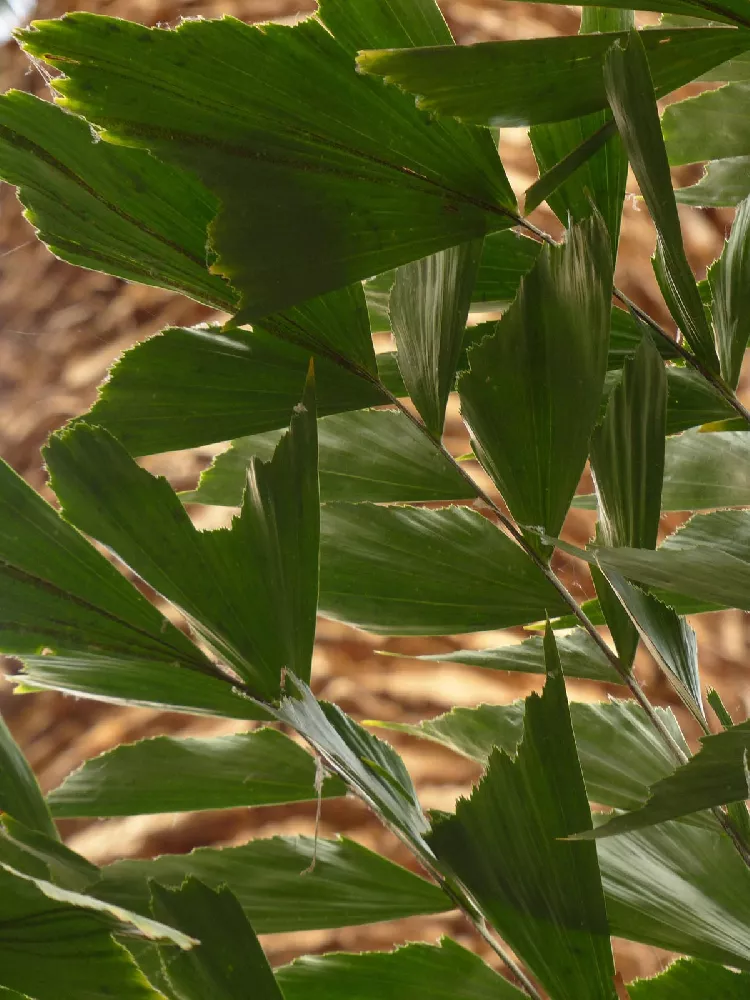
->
[428, 632, 617, 1000]
[608, 307, 681, 367]
[0, 815, 98, 891]
[0, 91, 233, 310]
[708, 194, 750, 387]
[580, 717, 750, 838]
[15, 652, 265, 721]
[400, 628, 622, 684]
[664, 82, 750, 165]
[575, 428, 750, 511]
[319, 503, 568, 634]
[151, 879, 283, 1000]
[489, 0, 750, 25]
[592, 332, 667, 549]
[676, 156, 750, 206]
[459, 215, 612, 557]
[381, 696, 688, 812]
[255, 284, 377, 376]
[182, 409, 474, 507]
[46, 728, 346, 818]
[662, 365, 738, 433]
[21, 12, 516, 322]
[600, 818, 750, 968]
[0, 451, 246, 720]
[46, 379, 318, 699]
[357, 28, 750, 127]
[0, 714, 56, 840]
[604, 31, 720, 371]
[470, 231, 542, 308]
[276, 937, 525, 1000]
[85, 325, 393, 457]
[390, 240, 482, 437]
[597, 508, 750, 612]
[596, 564, 704, 719]
[94, 836, 451, 934]
[527, 7, 632, 254]
[629, 958, 750, 998]
[276, 677, 430, 851]
[318, 0, 454, 49]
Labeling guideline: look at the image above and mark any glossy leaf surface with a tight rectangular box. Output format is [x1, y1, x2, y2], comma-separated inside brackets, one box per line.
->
[319, 503, 568, 634]
[0, 715, 56, 840]
[47, 728, 346, 818]
[629, 958, 750, 998]
[708, 193, 750, 387]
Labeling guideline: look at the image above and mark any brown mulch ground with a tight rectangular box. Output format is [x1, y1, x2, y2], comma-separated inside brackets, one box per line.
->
[1, 0, 749, 988]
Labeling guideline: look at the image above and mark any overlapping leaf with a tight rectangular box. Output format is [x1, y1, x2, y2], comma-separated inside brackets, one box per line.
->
[319, 503, 568, 634]
[152, 880, 283, 1000]
[93, 835, 451, 934]
[597, 508, 750, 612]
[604, 31, 720, 371]
[428, 631, 617, 1000]
[708, 194, 750, 388]
[85, 325, 392, 457]
[676, 156, 750, 206]
[664, 82, 750, 165]
[47, 728, 346, 818]
[459, 215, 612, 557]
[276, 938, 525, 1000]
[381, 696, 688, 812]
[183, 410, 474, 507]
[0, 91, 233, 310]
[358, 28, 750, 126]
[401, 629, 622, 684]
[20, 10, 515, 321]
[46, 380, 318, 700]
[0, 714, 56, 840]
[0, 815, 98, 891]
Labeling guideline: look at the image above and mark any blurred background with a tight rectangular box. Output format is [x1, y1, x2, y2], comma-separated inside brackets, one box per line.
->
[0, 0, 749, 988]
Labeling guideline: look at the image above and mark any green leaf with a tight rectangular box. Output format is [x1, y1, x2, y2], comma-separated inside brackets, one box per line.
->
[14, 652, 265, 721]
[380, 697, 688, 813]
[662, 365, 739, 433]
[599, 818, 750, 968]
[629, 958, 750, 998]
[389, 240, 482, 438]
[492, 0, 750, 25]
[592, 332, 667, 548]
[0, 713, 56, 840]
[580, 717, 750, 839]
[528, 8, 632, 255]
[575, 428, 750, 511]
[399, 628, 622, 684]
[318, 503, 568, 635]
[0, 451, 248, 721]
[708, 194, 750, 388]
[459, 215, 612, 556]
[318, 0, 454, 49]
[596, 565, 704, 719]
[470, 231, 542, 307]
[0, 815, 99, 891]
[151, 880, 283, 1000]
[21, 12, 516, 322]
[597, 508, 750, 612]
[275, 677, 429, 852]
[608, 307, 681, 367]
[85, 325, 393, 457]
[664, 82, 750, 165]
[428, 631, 617, 1000]
[604, 31, 720, 372]
[182, 409, 474, 507]
[675, 156, 750, 206]
[276, 937, 525, 1000]
[357, 28, 750, 127]
[93, 835, 451, 934]
[0, 865, 164, 999]
[46, 378, 318, 700]
[46, 728, 346, 818]
[255, 285, 377, 376]
[0, 860, 194, 999]
[0, 91, 233, 310]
